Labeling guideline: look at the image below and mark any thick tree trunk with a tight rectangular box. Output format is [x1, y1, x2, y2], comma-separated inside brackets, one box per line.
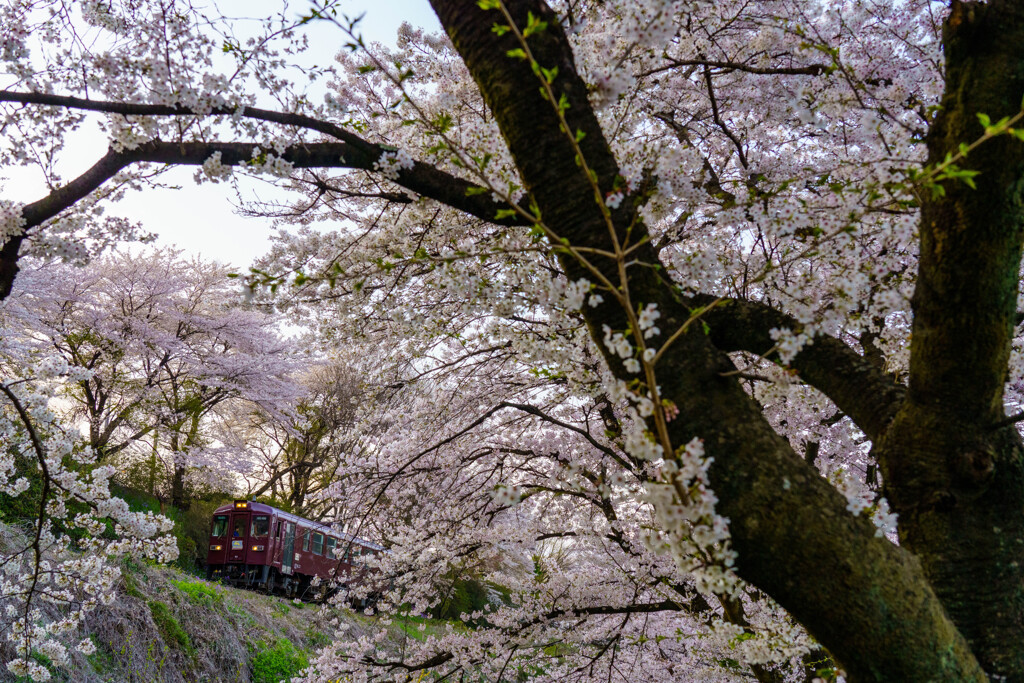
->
[876, 1, 1024, 677]
[170, 463, 187, 510]
[429, 1, 990, 679]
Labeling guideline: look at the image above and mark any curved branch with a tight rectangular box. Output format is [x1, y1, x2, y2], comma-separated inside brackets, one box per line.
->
[691, 294, 906, 442]
[0, 91, 375, 152]
[497, 401, 636, 470]
[658, 58, 829, 77]
[0, 135, 528, 298]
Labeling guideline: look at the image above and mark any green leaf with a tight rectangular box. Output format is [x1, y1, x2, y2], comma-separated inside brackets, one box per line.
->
[506, 48, 528, 59]
[977, 112, 991, 128]
[465, 186, 489, 196]
[523, 11, 548, 37]
[528, 197, 542, 219]
[495, 208, 517, 220]
[491, 23, 511, 36]
[476, 0, 501, 9]
[358, 64, 376, 74]
[432, 112, 453, 134]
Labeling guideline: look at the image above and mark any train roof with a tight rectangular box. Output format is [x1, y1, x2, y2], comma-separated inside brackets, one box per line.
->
[213, 500, 385, 551]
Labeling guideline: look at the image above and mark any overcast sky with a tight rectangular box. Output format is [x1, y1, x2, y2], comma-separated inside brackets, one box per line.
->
[8, 1, 441, 270]
[138, 0, 440, 268]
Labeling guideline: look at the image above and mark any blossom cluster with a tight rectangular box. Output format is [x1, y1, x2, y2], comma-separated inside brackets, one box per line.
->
[198, 151, 234, 183]
[0, 200, 26, 249]
[643, 438, 740, 596]
[372, 148, 415, 181]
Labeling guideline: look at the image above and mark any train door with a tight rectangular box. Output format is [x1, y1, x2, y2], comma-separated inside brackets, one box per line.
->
[281, 522, 296, 575]
[228, 513, 248, 563]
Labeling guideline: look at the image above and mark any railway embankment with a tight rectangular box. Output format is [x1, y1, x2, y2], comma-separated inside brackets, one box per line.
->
[0, 551, 393, 683]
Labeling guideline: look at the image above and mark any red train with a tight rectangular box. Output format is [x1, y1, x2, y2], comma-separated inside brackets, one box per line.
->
[205, 500, 383, 600]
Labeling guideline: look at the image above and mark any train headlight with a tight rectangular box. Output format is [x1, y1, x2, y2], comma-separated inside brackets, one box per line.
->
[210, 545, 222, 551]
[234, 500, 248, 509]
[251, 545, 265, 552]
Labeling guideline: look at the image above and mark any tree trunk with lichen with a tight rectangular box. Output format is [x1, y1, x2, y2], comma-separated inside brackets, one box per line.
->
[430, 0, 1024, 679]
[875, 0, 1024, 677]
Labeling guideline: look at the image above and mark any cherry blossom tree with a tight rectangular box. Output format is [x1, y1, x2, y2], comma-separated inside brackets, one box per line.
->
[3, 250, 303, 507]
[0, 249, 303, 678]
[2, 0, 1024, 681]
[219, 361, 362, 518]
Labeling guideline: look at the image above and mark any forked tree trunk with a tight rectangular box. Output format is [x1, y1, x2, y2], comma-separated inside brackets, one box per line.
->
[430, 0, 1024, 679]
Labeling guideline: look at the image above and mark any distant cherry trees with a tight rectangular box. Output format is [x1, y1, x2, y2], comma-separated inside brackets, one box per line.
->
[4, 250, 303, 504]
[221, 361, 362, 517]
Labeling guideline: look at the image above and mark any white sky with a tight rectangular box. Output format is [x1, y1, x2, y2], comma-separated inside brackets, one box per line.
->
[7, 1, 440, 270]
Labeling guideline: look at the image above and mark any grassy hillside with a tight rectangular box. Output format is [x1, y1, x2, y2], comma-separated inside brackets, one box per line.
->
[0, 488, 472, 682]
[1, 554, 336, 683]
[0, 553, 465, 683]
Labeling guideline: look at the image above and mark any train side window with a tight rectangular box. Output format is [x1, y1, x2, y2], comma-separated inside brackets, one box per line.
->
[275, 521, 281, 538]
[251, 515, 270, 537]
[302, 529, 310, 552]
[312, 533, 324, 555]
[326, 537, 336, 558]
[211, 515, 229, 537]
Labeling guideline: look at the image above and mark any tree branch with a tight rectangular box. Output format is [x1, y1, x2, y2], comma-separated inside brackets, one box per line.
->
[691, 294, 906, 442]
[651, 57, 829, 78]
[0, 133, 528, 298]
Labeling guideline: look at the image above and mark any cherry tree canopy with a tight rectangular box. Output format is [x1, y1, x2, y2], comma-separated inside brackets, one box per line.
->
[4, 250, 304, 500]
[2, 0, 1024, 681]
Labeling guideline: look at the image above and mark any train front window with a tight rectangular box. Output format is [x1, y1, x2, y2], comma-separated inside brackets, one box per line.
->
[251, 515, 270, 537]
[231, 517, 247, 538]
[211, 516, 228, 538]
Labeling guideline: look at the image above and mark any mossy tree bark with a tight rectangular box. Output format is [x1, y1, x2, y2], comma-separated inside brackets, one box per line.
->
[430, 0, 1024, 679]
[875, 0, 1024, 677]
